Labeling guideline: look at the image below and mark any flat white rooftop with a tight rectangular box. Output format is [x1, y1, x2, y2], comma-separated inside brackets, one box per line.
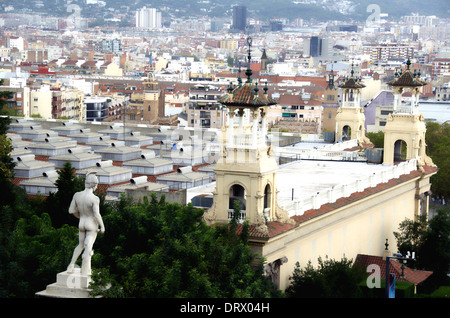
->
[277, 160, 394, 204]
[187, 158, 418, 218]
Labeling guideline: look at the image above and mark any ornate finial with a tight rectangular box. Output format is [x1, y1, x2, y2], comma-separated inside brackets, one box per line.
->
[245, 36, 253, 83]
[227, 81, 234, 93]
[406, 58, 411, 70]
[385, 239, 389, 250]
[350, 62, 355, 78]
[238, 62, 242, 87]
[254, 82, 259, 95]
[263, 81, 268, 94]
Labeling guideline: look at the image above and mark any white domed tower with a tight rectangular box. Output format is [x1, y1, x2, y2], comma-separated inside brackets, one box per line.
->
[382, 59, 435, 167]
[203, 37, 292, 234]
[335, 63, 368, 143]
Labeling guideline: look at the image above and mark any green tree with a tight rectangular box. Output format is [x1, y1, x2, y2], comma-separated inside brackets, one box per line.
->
[425, 122, 450, 200]
[0, 182, 78, 297]
[419, 206, 450, 290]
[45, 162, 85, 228]
[393, 213, 428, 256]
[285, 256, 366, 298]
[0, 134, 16, 207]
[0, 94, 17, 207]
[0, 79, 14, 122]
[393, 206, 450, 292]
[366, 131, 384, 148]
[89, 193, 282, 298]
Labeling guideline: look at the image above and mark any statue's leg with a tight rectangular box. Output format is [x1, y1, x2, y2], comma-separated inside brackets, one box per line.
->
[81, 230, 98, 276]
[67, 230, 86, 273]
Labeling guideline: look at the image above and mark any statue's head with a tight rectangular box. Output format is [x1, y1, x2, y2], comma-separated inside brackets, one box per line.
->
[85, 172, 99, 190]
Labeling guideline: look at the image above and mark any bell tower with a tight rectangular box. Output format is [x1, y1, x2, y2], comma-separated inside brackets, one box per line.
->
[203, 37, 292, 234]
[142, 71, 165, 124]
[335, 63, 369, 143]
[382, 59, 435, 167]
[261, 48, 268, 73]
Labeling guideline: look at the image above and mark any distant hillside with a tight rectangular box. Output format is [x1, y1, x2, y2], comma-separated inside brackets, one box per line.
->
[1, 0, 449, 22]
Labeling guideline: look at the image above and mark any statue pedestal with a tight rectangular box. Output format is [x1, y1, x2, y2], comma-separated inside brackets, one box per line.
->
[36, 268, 93, 298]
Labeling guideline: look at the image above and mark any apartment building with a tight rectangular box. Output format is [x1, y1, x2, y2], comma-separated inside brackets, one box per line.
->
[275, 92, 323, 133]
[51, 87, 84, 120]
[0, 85, 30, 117]
[362, 44, 414, 63]
[187, 85, 224, 129]
[30, 85, 52, 119]
[431, 58, 450, 79]
[84, 97, 108, 122]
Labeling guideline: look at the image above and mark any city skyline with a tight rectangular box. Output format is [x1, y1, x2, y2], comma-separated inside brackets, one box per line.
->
[0, 0, 448, 300]
[0, 0, 449, 22]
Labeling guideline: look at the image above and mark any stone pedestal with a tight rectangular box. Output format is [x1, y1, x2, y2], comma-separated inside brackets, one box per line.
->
[36, 268, 93, 298]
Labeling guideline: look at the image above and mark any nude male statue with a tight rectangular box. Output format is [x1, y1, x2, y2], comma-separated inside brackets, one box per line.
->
[67, 172, 105, 276]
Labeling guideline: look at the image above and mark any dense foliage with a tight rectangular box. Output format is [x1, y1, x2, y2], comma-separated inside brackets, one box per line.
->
[394, 205, 450, 292]
[89, 196, 283, 298]
[45, 162, 85, 228]
[425, 122, 450, 200]
[285, 257, 367, 298]
[365, 131, 384, 149]
[0, 185, 78, 297]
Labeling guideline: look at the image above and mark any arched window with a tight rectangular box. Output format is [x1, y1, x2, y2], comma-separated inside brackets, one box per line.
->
[229, 184, 246, 210]
[264, 184, 271, 209]
[394, 139, 407, 162]
[342, 125, 351, 140]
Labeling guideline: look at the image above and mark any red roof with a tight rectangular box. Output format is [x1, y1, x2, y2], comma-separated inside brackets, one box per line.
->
[354, 254, 433, 285]
[30, 67, 56, 75]
[219, 81, 277, 107]
[277, 94, 322, 106]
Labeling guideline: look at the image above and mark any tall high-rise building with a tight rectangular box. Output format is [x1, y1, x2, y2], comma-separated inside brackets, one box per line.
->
[303, 36, 331, 59]
[309, 36, 322, 57]
[136, 7, 162, 29]
[232, 5, 247, 31]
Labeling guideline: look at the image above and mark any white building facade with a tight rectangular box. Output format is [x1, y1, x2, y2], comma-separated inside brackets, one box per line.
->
[136, 7, 162, 29]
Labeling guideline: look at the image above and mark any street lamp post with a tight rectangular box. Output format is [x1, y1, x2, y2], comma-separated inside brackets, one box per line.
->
[385, 251, 416, 298]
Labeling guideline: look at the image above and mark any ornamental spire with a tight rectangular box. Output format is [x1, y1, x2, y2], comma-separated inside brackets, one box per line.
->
[245, 36, 253, 83]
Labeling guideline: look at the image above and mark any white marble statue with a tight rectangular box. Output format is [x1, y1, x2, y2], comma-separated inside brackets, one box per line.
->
[67, 172, 105, 276]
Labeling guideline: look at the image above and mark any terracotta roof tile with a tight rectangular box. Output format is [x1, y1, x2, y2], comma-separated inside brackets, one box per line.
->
[354, 254, 433, 285]
[339, 77, 366, 89]
[219, 82, 277, 107]
[387, 70, 427, 87]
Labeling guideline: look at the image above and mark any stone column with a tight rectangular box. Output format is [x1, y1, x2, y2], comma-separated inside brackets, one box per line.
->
[252, 109, 259, 147]
[260, 108, 267, 140]
[238, 108, 244, 134]
[228, 109, 235, 146]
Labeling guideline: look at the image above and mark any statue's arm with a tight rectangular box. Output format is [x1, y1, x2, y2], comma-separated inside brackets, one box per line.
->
[93, 197, 105, 233]
[68, 194, 80, 218]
